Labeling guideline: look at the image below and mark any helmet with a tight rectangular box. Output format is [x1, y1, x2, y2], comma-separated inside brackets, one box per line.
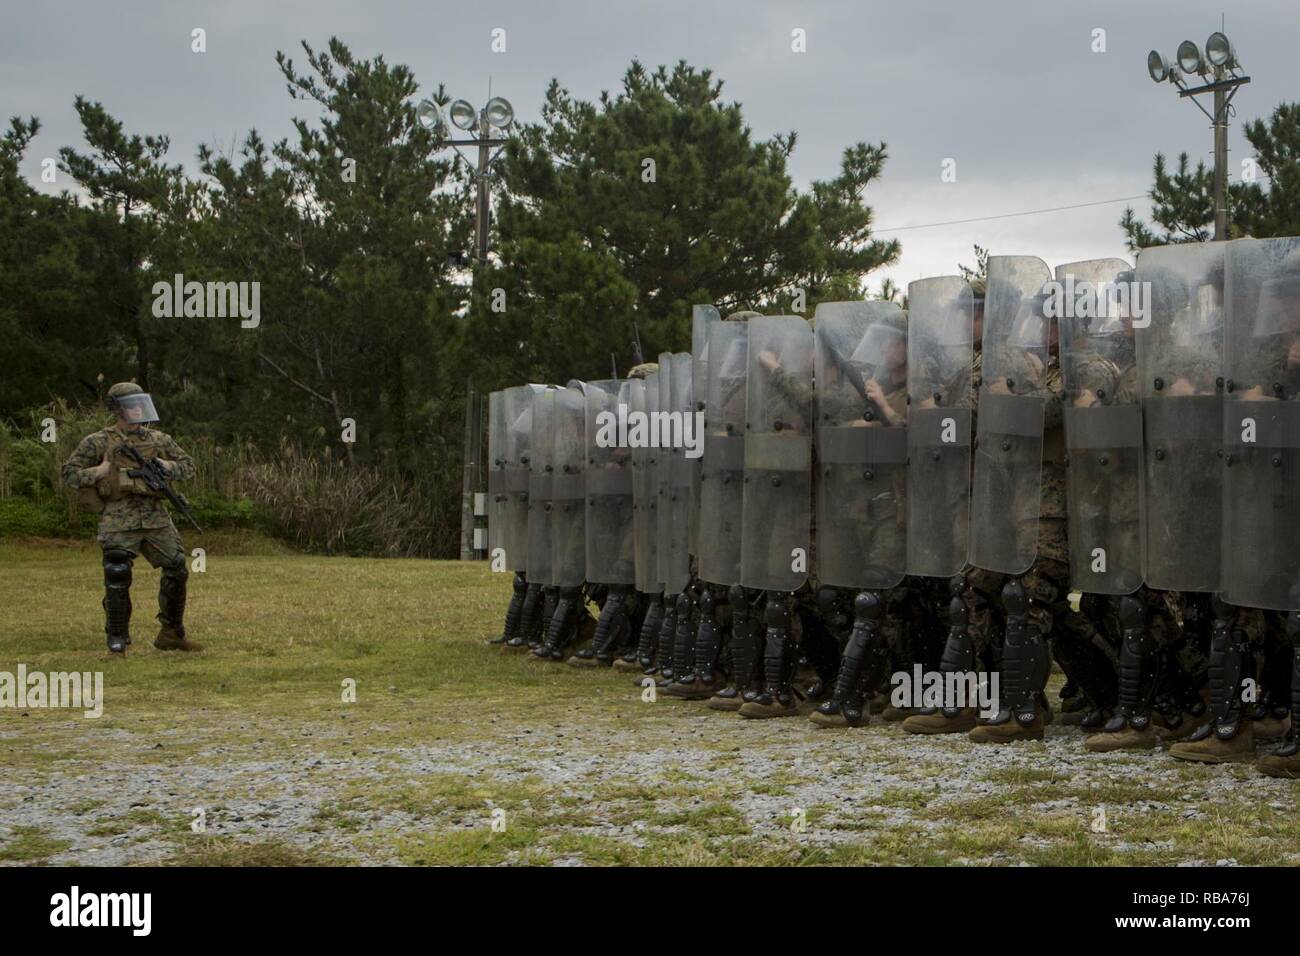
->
[106, 382, 159, 424]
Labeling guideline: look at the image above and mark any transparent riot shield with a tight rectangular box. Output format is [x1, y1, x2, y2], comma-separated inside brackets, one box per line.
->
[970, 255, 1053, 575]
[631, 373, 662, 594]
[502, 385, 543, 573]
[1057, 258, 1143, 595]
[741, 315, 815, 592]
[488, 390, 508, 565]
[550, 382, 587, 589]
[690, 305, 720, 557]
[905, 277, 974, 578]
[658, 353, 694, 594]
[1222, 236, 1300, 610]
[1135, 241, 1227, 593]
[526, 387, 557, 584]
[698, 321, 748, 587]
[585, 380, 635, 587]
[814, 300, 909, 590]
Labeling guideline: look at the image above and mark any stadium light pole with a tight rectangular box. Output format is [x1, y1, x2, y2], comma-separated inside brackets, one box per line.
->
[1146, 31, 1249, 240]
[417, 95, 516, 263]
[418, 94, 517, 561]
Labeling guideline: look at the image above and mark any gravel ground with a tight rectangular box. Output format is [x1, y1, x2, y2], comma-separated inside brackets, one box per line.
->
[4, 698, 1296, 866]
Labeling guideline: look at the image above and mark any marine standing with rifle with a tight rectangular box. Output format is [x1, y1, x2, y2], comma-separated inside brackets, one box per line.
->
[61, 382, 203, 655]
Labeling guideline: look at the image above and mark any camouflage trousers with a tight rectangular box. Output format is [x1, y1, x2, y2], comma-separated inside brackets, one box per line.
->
[99, 521, 187, 570]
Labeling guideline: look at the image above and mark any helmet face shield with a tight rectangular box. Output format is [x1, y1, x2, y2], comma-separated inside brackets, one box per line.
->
[110, 392, 159, 424]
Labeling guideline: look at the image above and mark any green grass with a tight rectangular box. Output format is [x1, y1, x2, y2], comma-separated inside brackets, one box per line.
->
[1, 536, 1296, 867]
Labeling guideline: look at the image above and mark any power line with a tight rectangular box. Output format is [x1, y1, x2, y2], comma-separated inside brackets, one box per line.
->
[875, 195, 1151, 234]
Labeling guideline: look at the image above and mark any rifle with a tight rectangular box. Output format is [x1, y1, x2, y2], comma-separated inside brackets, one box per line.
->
[120, 444, 204, 533]
[631, 322, 644, 367]
[822, 340, 891, 424]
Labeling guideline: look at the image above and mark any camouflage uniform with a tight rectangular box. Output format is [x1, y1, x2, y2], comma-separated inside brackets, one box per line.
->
[61, 385, 197, 653]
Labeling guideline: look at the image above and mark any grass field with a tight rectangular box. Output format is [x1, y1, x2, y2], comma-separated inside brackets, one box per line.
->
[1, 535, 1297, 867]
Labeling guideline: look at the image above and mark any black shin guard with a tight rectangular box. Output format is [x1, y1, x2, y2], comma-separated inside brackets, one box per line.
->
[1205, 598, 1251, 739]
[999, 576, 1048, 725]
[498, 572, 528, 643]
[636, 593, 664, 671]
[937, 576, 975, 717]
[536, 588, 560, 651]
[540, 587, 580, 659]
[1103, 594, 1155, 732]
[510, 582, 543, 648]
[671, 589, 696, 680]
[691, 586, 723, 685]
[817, 590, 887, 724]
[158, 558, 188, 635]
[756, 595, 795, 706]
[102, 548, 133, 651]
[728, 586, 761, 700]
[591, 586, 632, 662]
[656, 594, 678, 680]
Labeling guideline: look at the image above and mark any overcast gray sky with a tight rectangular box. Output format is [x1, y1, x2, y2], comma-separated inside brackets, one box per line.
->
[3, 0, 1294, 292]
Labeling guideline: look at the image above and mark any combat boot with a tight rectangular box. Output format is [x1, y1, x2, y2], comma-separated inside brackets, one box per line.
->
[968, 709, 1045, 743]
[1169, 721, 1255, 763]
[154, 625, 204, 652]
[1257, 729, 1300, 778]
[1084, 724, 1160, 752]
[902, 709, 977, 735]
[153, 560, 201, 651]
[706, 687, 744, 711]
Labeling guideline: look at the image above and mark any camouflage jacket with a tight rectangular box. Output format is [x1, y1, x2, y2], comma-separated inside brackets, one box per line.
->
[61, 424, 196, 531]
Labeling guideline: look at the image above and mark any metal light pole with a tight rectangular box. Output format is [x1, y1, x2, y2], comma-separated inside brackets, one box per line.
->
[417, 94, 517, 559]
[1147, 32, 1249, 241]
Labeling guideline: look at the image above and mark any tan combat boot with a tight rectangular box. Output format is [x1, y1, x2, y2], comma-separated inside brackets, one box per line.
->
[154, 626, 203, 652]
[738, 693, 800, 719]
[1084, 724, 1160, 752]
[1256, 733, 1300, 779]
[968, 711, 1045, 743]
[1169, 722, 1255, 764]
[902, 709, 977, 735]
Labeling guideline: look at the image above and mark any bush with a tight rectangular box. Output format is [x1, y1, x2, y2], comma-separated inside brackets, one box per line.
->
[242, 441, 434, 557]
[0, 498, 96, 538]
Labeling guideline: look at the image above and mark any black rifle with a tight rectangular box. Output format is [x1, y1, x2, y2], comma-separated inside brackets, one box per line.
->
[120, 444, 204, 532]
[821, 341, 891, 424]
[632, 322, 644, 367]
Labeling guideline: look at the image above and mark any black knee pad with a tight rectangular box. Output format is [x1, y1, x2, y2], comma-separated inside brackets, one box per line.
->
[728, 585, 747, 613]
[103, 549, 133, 586]
[765, 597, 791, 630]
[699, 588, 716, 618]
[161, 553, 189, 581]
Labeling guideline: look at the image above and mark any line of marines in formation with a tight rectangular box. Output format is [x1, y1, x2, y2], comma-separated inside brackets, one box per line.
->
[485, 238, 1300, 779]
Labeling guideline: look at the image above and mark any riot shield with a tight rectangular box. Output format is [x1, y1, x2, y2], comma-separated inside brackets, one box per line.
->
[585, 380, 636, 587]
[657, 353, 694, 595]
[1135, 241, 1227, 593]
[502, 385, 543, 573]
[550, 382, 588, 588]
[970, 255, 1053, 575]
[1222, 237, 1300, 610]
[487, 390, 508, 566]
[905, 277, 974, 578]
[526, 387, 557, 584]
[814, 300, 909, 590]
[741, 315, 814, 592]
[1057, 258, 1143, 595]
[698, 321, 748, 587]
[631, 372, 662, 594]
[690, 305, 720, 557]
